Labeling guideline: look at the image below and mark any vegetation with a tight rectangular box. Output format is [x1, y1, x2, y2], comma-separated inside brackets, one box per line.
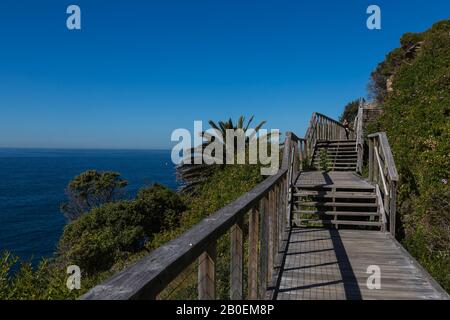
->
[60, 170, 128, 221]
[0, 153, 264, 299]
[57, 184, 186, 274]
[365, 19, 450, 291]
[339, 98, 364, 125]
[176, 115, 267, 193]
[318, 148, 330, 171]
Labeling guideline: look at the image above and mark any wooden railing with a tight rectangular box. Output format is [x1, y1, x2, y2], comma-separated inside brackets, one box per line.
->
[368, 133, 399, 237]
[81, 132, 306, 300]
[353, 102, 365, 174]
[304, 112, 354, 165]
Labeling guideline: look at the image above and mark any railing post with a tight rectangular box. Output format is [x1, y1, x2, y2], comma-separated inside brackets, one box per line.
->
[230, 216, 244, 300]
[299, 141, 304, 170]
[267, 190, 275, 282]
[198, 242, 216, 300]
[248, 207, 259, 300]
[277, 183, 283, 251]
[389, 181, 397, 238]
[373, 140, 379, 184]
[273, 185, 279, 258]
[368, 137, 374, 181]
[258, 196, 269, 299]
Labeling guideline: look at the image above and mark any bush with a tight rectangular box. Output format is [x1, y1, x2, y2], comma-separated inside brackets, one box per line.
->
[367, 19, 450, 292]
[0, 251, 79, 300]
[339, 99, 363, 124]
[58, 184, 185, 274]
[61, 170, 128, 221]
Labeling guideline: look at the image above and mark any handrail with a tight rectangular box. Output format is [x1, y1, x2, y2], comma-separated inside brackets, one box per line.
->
[375, 185, 388, 232]
[354, 101, 364, 173]
[304, 112, 355, 166]
[368, 132, 399, 237]
[81, 132, 305, 300]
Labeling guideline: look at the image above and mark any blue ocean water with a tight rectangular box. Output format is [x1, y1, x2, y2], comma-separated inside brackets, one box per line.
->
[0, 149, 178, 265]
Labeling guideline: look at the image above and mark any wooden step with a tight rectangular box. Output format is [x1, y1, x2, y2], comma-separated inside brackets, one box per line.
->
[295, 191, 377, 198]
[317, 140, 356, 144]
[313, 160, 357, 164]
[314, 152, 357, 155]
[315, 151, 357, 154]
[313, 166, 357, 169]
[298, 202, 378, 207]
[314, 156, 358, 159]
[316, 147, 356, 153]
[317, 144, 356, 150]
[293, 210, 379, 217]
[295, 184, 375, 191]
[331, 167, 357, 171]
[294, 219, 382, 227]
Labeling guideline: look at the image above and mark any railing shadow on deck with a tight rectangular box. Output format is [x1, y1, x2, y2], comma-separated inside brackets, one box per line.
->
[267, 228, 362, 300]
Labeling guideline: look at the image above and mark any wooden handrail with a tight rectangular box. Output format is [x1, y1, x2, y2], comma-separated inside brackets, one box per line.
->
[354, 102, 364, 173]
[81, 131, 304, 300]
[368, 132, 399, 182]
[368, 132, 399, 237]
[304, 112, 355, 166]
[375, 185, 388, 232]
[314, 112, 355, 131]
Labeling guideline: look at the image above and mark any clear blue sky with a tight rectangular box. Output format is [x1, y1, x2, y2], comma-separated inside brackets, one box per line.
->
[0, 1, 448, 149]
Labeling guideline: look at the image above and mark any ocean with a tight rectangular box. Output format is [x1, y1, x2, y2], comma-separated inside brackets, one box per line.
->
[0, 149, 178, 265]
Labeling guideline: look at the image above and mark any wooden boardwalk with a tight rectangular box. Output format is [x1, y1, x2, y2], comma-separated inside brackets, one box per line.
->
[81, 113, 449, 301]
[295, 171, 374, 189]
[273, 170, 449, 300]
[274, 228, 448, 300]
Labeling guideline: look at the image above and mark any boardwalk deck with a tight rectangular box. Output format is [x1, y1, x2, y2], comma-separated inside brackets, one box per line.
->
[295, 171, 373, 189]
[274, 228, 448, 300]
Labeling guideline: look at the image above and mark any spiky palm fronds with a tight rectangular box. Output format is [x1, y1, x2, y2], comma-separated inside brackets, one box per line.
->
[177, 115, 267, 193]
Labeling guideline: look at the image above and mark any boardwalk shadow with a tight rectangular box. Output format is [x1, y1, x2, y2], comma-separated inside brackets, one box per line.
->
[329, 229, 362, 299]
[320, 171, 334, 186]
[272, 228, 362, 300]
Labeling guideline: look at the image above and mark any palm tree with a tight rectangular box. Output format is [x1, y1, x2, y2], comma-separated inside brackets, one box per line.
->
[176, 115, 267, 193]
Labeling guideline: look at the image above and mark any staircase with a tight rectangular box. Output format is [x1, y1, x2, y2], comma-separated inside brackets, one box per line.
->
[292, 178, 382, 230]
[312, 140, 357, 171]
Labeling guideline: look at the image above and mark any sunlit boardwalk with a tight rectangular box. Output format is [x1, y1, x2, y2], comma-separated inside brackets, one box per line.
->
[273, 228, 448, 300]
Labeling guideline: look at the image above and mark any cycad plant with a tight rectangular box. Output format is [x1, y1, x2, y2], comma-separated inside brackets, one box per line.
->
[176, 116, 267, 193]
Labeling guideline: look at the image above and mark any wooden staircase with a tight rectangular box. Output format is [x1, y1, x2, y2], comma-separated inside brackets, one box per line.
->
[312, 140, 357, 171]
[292, 179, 382, 230]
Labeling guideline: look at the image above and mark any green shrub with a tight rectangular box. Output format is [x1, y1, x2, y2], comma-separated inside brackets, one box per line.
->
[367, 19, 450, 292]
[61, 170, 128, 221]
[58, 184, 185, 274]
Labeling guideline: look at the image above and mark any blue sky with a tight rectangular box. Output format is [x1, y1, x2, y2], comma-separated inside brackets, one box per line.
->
[0, 1, 449, 149]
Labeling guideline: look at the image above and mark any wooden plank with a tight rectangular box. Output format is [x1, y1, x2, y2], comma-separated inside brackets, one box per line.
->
[230, 216, 244, 299]
[198, 242, 216, 300]
[298, 202, 378, 207]
[275, 228, 449, 300]
[258, 196, 269, 299]
[247, 207, 259, 300]
[293, 210, 379, 217]
[267, 190, 275, 282]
